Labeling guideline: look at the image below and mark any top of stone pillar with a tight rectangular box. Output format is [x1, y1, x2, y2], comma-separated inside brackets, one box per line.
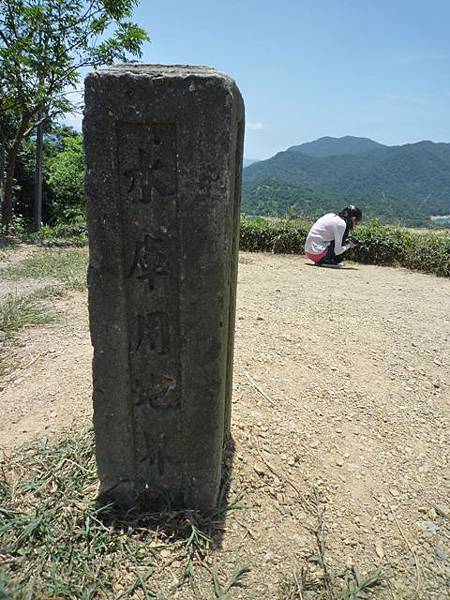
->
[88, 64, 237, 84]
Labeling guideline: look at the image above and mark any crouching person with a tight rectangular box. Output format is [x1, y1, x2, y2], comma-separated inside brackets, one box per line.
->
[305, 206, 362, 266]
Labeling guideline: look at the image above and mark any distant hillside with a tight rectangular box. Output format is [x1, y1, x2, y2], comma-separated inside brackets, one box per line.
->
[243, 158, 259, 168]
[242, 179, 349, 219]
[242, 179, 428, 225]
[243, 138, 450, 226]
[288, 135, 386, 157]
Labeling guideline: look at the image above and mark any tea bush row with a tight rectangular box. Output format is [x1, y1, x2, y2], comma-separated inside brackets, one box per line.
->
[239, 216, 450, 277]
[12, 216, 449, 277]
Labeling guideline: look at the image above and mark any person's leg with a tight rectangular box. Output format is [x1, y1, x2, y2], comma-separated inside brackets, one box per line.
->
[317, 241, 344, 265]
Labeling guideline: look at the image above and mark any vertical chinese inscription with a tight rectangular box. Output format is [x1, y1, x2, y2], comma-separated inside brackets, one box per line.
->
[117, 122, 182, 498]
[128, 234, 169, 290]
[119, 124, 178, 204]
[86, 66, 245, 512]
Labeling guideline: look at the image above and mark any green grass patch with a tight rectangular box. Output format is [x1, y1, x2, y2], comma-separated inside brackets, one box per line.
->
[0, 429, 246, 599]
[30, 285, 68, 300]
[0, 294, 55, 379]
[0, 294, 55, 340]
[240, 216, 450, 277]
[1, 247, 88, 290]
[278, 566, 385, 599]
[25, 221, 88, 247]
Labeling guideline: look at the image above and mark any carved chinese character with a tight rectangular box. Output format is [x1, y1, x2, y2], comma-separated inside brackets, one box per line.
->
[124, 148, 176, 204]
[128, 235, 169, 290]
[135, 311, 170, 354]
[135, 374, 179, 410]
[143, 432, 180, 476]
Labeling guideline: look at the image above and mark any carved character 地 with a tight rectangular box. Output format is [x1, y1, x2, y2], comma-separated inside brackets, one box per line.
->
[135, 374, 179, 410]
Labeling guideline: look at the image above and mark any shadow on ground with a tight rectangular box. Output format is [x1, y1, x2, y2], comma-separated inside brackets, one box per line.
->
[97, 435, 237, 551]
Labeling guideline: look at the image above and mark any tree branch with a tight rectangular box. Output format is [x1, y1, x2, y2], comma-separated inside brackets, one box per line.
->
[0, 27, 11, 46]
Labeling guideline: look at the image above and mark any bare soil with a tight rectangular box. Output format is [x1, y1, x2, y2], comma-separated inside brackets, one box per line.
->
[1, 248, 449, 599]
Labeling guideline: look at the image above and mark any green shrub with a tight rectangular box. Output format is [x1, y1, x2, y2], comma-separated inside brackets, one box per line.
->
[350, 220, 412, 265]
[401, 234, 450, 277]
[27, 218, 88, 246]
[239, 216, 450, 278]
[240, 216, 310, 254]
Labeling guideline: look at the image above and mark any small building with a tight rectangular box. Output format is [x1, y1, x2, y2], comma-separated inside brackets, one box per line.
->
[430, 215, 450, 225]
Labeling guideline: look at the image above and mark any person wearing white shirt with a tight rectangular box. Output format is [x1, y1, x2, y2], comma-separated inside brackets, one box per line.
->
[305, 206, 362, 266]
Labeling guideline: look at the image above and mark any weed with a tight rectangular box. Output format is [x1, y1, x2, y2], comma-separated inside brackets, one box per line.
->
[0, 294, 55, 339]
[212, 564, 251, 599]
[278, 567, 322, 599]
[0, 430, 158, 598]
[26, 221, 88, 246]
[339, 567, 385, 600]
[0, 428, 245, 599]
[30, 285, 67, 300]
[0, 247, 88, 290]
[278, 490, 385, 600]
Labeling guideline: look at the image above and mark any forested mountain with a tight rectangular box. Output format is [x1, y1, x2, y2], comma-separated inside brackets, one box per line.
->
[287, 135, 386, 157]
[242, 137, 450, 225]
[243, 158, 259, 167]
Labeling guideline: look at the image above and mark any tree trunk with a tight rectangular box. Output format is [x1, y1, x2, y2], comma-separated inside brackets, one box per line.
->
[33, 117, 44, 232]
[0, 142, 5, 217]
[1, 150, 18, 231]
[1, 117, 29, 232]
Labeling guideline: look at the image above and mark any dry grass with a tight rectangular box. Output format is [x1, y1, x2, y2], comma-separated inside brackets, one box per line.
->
[0, 293, 55, 339]
[0, 429, 247, 599]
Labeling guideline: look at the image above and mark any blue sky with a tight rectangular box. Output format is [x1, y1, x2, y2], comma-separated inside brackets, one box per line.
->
[69, 0, 450, 159]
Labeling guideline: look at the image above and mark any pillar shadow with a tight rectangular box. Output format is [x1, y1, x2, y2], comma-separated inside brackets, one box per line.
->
[97, 435, 236, 552]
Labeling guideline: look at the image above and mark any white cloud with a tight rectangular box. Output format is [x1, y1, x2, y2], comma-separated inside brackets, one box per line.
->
[247, 121, 263, 131]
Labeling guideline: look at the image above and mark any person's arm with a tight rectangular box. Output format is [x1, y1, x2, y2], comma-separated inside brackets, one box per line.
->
[333, 220, 350, 255]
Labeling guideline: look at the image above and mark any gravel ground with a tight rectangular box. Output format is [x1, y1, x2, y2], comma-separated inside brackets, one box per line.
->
[1, 249, 449, 598]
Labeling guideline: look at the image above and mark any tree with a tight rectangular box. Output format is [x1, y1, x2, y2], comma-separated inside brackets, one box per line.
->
[47, 132, 84, 223]
[0, 0, 149, 230]
[11, 124, 80, 225]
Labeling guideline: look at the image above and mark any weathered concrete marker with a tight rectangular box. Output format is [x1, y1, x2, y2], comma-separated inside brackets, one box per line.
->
[83, 65, 244, 511]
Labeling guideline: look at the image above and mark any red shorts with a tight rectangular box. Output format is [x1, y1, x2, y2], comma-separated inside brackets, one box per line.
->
[306, 248, 328, 263]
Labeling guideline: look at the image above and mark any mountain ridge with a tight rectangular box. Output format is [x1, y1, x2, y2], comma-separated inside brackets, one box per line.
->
[287, 135, 387, 157]
[242, 137, 450, 225]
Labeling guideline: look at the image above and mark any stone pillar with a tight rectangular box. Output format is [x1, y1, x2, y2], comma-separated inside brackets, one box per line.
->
[83, 65, 244, 511]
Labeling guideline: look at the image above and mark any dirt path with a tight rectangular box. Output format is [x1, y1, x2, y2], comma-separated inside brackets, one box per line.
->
[1, 250, 449, 598]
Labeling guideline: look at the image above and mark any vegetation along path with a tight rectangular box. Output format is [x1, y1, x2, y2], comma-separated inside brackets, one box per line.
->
[1, 244, 449, 599]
